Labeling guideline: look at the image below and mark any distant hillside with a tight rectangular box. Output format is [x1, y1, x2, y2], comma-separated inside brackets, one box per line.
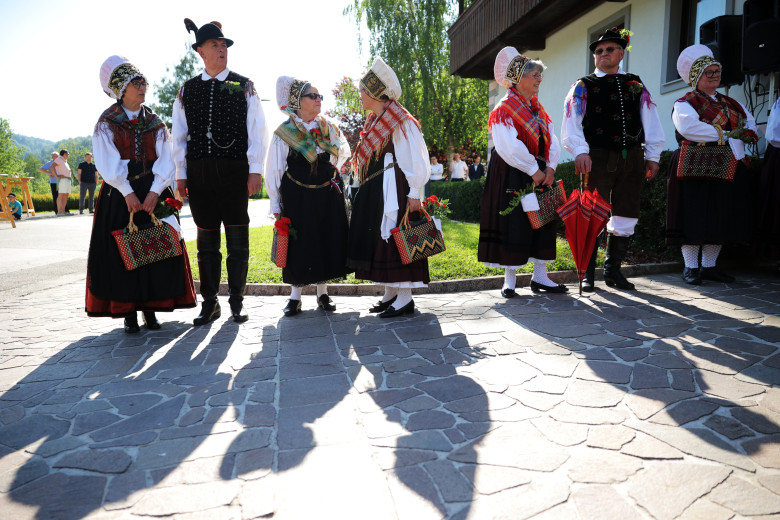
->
[13, 134, 93, 163]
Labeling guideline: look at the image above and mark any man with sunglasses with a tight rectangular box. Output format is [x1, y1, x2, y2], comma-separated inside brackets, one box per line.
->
[561, 28, 665, 292]
[172, 19, 269, 326]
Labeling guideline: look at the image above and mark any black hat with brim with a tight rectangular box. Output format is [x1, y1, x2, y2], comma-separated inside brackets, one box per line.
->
[186, 20, 234, 50]
[589, 29, 627, 53]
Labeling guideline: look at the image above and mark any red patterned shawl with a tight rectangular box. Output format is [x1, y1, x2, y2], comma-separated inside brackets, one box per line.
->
[680, 89, 758, 143]
[488, 88, 551, 160]
[351, 100, 420, 182]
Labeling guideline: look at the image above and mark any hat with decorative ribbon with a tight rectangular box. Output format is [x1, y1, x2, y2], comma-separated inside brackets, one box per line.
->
[184, 18, 234, 50]
[494, 46, 531, 89]
[677, 44, 721, 86]
[589, 27, 630, 53]
[99, 55, 146, 100]
[360, 57, 402, 100]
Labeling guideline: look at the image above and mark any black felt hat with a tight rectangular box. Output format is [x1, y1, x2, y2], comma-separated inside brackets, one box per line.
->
[589, 28, 627, 53]
[185, 18, 234, 50]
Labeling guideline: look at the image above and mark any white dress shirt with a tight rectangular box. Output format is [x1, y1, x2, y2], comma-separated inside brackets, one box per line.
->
[429, 163, 444, 180]
[265, 114, 351, 215]
[171, 68, 269, 180]
[765, 98, 780, 148]
[561, 67, 665, 162]
[492, 120, 561, 175]
[449, 159, 468, 179]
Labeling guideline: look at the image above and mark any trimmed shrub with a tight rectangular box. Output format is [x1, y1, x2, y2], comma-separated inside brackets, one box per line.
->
[427, 178, 485, 222]
[30, 193, 83, 213]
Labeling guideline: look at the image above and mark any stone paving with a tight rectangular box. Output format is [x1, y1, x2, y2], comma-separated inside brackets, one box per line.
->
[0, 271, 779, 519]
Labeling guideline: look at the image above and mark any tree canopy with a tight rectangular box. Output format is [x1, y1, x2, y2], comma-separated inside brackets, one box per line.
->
[150, 44, 200, 127]
[326, 76, 366, 151]
[346, 0, 488, 158]
[0, 118, 25, 175]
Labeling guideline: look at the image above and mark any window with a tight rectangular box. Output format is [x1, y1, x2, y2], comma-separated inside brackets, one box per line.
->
[662, 0, 731, 90]
[586, 7, 630, 74]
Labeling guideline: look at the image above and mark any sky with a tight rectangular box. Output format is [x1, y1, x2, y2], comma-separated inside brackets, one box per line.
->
[2, 0, 370, 143]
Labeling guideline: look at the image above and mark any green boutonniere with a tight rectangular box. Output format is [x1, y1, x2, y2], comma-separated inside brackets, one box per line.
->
[221, 80, 243, 95]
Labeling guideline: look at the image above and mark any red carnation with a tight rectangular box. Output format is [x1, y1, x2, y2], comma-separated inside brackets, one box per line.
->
[165, 197, 183, 210]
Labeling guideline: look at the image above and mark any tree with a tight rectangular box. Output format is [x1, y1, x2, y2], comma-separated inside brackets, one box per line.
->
[150, 44, 200, 127]
[346, 0, 488, 159]
[326, 76, 367, 150]
[0, 118, 24, 175]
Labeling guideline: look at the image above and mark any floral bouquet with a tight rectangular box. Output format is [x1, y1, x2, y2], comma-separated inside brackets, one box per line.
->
[499, 184, 535, 216]
[423, 195, 451, 220]
[153, 197, 183, 220]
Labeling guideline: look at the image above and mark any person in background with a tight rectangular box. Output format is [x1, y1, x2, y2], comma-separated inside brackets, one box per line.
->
[425, 155, 444, 197]
[7, 193, 22, 220]
[172, 19, 270, 325]
[52, 149, 73, 216]
[666, 44, 758, 284]
[449, 152, 468, 181]
[39, 152, 60, 210]
[77, 152, 100, 214]
[468, 155, 485, 181]
[562, 28, 665, 291]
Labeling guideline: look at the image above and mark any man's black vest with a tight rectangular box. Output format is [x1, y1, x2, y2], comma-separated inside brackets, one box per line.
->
[181, 71, 250, 160]
[580, 73, 644, 152]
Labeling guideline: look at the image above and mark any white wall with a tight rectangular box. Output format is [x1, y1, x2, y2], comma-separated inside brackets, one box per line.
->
[488, 0, 772, 163]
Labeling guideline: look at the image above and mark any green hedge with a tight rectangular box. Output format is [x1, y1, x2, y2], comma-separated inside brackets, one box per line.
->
[427, 179, 485, 222]
[29, 193, 83, 213]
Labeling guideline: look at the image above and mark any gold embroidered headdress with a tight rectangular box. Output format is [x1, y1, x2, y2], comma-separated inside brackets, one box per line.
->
[359, 57, 402, 100]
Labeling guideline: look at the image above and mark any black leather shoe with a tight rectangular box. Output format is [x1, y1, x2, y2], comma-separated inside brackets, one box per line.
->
[283, 299, 302, 317]
[230, 302, 249, 323]
[530, 280, 569, 293]
[317, 294, 336, 312]
[142, 311, 161, 330]
[124, 314, 140, 334]
[581, 279, 596, 293]
[193, 300, 221, 326]
[379, 300, 415, 318]
[369, 295, 396, 313]
[500, 288, 516, 298]
[603, 268, 635, 290]
[682, 267, 702, 285]
[701, 266, 735, 283]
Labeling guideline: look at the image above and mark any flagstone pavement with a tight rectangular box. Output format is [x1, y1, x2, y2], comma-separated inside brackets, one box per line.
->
[1, 260, 779, 518]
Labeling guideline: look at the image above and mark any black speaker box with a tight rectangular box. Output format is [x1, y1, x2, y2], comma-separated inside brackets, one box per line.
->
[742, 0, 780, 74]
[700, 15, 744, 86]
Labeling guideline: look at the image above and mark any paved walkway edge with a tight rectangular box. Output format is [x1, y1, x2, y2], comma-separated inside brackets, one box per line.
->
[200, 261, 683, 296]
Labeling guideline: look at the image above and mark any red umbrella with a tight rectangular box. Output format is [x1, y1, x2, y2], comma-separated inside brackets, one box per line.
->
[556, 174, 612, 294]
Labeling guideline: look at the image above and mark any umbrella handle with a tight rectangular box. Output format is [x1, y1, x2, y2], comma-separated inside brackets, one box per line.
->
[582, 172, 589, 190]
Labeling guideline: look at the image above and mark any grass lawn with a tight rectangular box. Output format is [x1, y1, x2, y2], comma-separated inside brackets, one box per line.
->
[185, 219, 604, 283]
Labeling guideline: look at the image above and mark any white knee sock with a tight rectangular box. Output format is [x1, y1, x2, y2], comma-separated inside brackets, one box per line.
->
[531, 259, 555, 286]
[290, 286, 302, 300]
[701, 244, 722, 268]
[393, 288, 413, 309]
[382, 286, 398, 303]
[503, 268, 517, 291]
[316, 283, 327, 297]
[681, 245, 700, 269]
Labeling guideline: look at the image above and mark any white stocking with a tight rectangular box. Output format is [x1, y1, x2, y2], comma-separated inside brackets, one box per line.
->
[316, 283, 327, 297]
[503, 268, 517, 291]
[382, 285, 398, 303]
[290, 286, 302, 300]
[531, 259, 555, 287]
[393, 288, 413, 309]
[701, 244, 722, 268]
[681, 245, 700, 269]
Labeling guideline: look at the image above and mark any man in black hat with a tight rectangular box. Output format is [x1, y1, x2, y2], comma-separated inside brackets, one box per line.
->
[561, 28, 665, 292]
[172, 19, 269, 325]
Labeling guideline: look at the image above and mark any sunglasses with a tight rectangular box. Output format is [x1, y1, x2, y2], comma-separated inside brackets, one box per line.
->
[302, 93, 324, 101]
[594, 46, 620, 55]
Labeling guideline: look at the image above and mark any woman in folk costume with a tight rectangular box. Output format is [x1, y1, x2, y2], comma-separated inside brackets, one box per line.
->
[87, 56, 196, 332]
[758, 97, 780, 271]
[266, 76, 351, 317]
[478, 47, 566, 297]
[346, 57, 431, 318]
[667, 45, 758, 285]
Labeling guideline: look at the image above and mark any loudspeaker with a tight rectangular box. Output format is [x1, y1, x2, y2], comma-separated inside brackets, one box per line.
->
[742, 0, 780, 74]
[700, 15, 743, 86]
